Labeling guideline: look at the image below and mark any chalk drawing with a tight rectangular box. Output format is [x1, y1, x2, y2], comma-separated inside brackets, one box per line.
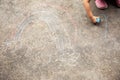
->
[15, 15, 36, 40]
[2, 3, 78, 53]
[99, 14, 109, 38]
[0, 2, 80, 67]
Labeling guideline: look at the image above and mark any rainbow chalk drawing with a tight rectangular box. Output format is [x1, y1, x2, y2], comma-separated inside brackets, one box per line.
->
[3, 2, 79, 54]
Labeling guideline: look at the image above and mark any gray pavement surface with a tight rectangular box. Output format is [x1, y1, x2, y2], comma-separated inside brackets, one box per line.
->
[0, 0, 120, 80]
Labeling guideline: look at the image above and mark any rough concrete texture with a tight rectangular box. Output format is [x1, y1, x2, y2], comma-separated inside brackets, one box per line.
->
[0, 0, 120, 80]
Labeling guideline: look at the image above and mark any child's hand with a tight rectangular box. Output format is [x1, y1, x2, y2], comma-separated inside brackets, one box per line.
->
[91, 16, 101, 24]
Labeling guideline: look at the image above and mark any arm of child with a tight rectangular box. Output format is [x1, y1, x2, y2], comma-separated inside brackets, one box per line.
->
[83, 0, 99, 23]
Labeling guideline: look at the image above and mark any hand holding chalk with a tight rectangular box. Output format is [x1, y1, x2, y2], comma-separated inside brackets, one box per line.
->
[91, 16, 101, 24]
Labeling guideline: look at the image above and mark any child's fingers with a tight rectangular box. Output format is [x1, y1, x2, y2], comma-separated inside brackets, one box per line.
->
[91, 16, 97, 23]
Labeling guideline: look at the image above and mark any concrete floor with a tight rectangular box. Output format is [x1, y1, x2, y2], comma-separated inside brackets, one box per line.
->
[0, 0, 120, 80]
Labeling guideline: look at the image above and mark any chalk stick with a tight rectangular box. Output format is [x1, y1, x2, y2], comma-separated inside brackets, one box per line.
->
[96, 17, 101, 23]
